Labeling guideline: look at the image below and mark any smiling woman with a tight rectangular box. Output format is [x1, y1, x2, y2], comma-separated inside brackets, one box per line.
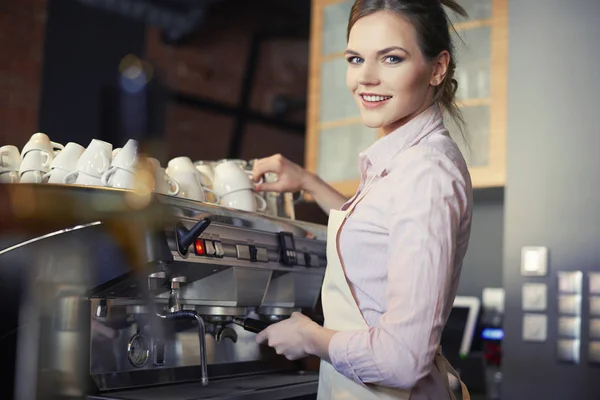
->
[345, 0, 467, 136]
[251, 1, 474, 399]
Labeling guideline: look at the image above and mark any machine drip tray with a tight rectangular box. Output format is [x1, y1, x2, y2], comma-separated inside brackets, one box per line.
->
[88, 372, 319, 400]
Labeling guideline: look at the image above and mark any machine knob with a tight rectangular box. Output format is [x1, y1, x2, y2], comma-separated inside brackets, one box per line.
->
[175, 218, 211, 256]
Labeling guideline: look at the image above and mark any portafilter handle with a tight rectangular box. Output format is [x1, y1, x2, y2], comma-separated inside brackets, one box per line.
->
[232, 317, 273, 334]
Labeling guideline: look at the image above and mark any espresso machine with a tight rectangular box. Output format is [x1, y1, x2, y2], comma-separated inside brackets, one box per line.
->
[0, 183, 327, 400]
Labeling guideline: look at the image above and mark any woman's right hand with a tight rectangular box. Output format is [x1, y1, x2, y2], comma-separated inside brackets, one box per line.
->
[251, 154, 310, 193]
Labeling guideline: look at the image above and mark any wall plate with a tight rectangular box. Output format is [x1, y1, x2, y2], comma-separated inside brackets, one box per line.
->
[522, 313, 547, 342]
[521, 247, 548, 276]
[522, 283, 547, 311]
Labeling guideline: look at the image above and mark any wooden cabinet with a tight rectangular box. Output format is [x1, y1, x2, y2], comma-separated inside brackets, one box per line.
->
[305, 0, 508, 197]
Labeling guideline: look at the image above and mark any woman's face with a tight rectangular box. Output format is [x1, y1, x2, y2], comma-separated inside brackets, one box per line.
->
[345, 11, 443, 135]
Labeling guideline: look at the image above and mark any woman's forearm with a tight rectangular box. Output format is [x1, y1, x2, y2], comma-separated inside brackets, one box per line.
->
[302, 172, 347, 215]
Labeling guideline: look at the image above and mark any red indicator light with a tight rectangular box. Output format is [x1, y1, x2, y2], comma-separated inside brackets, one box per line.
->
[195, 239, 205, 255]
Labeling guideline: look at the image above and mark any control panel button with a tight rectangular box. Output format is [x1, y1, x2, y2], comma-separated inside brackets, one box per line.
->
[589, 341, 600, 364]
[558, 317, 581, 339]
[194, 239, 205, 256]
[558, 271, 583, 294]
[236, 244, 251, 260]
[249, 245, 258, 262]
[278, 232, 297, 266]
[304, 253, 312, 267]
[214, 241, 224, 258]
[204, 240, 216, 257]
[256, 247, 269, 262]
[591, 296, 600, 317]
[557, 339, 580, 364]
[590, 319, 600, 340]
[558, 295, 582, 315]
[590, 272, 600, 295]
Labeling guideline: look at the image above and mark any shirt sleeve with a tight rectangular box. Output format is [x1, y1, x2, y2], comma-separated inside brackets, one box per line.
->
[328, 147, 470, 389]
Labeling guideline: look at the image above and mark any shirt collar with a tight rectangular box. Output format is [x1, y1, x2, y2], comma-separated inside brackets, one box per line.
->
[359, 104, 445, 177]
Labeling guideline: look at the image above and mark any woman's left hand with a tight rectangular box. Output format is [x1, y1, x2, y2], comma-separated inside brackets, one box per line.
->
[256, 312, 319, 360]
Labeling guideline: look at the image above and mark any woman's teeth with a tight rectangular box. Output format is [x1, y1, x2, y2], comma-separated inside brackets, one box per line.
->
[362, 95, 392, 102]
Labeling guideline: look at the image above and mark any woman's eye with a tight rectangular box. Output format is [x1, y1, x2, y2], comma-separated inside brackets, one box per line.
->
[347, 56, 364, 64]
[384, 55, 403, 64]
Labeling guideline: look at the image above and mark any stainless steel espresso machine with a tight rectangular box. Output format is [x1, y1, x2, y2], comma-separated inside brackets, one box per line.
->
[0, 184, 327, 400]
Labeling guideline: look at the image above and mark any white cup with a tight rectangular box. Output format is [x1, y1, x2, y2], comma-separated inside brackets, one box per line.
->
[212, 160, 253, 196]
[20, 170, 45, 184]
[22, 132, 64, 157]
[63, 139, 112, 186]
[194, 161, 215, 187]
[111, 139, 137, 170]
[167, 156, 212, 187]
[220, 189, 267, 212]
[101, 166, 136, 189]
[50, 142, 84, 172]
[0, 145, 21, 173]
[44, 167, 70, 184]
[0, 171, 19, 183]
[149, 158, 179, 195]
[19, 150, 53, 175]
[167, 170, 219, 202]
[64, 170, 103, 186]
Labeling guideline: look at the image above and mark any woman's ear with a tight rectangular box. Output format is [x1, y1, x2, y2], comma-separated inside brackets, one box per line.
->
[430, 50, 450, 87]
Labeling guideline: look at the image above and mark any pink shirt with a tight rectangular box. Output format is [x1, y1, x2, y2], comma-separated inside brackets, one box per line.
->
[328, 105, 473, 399]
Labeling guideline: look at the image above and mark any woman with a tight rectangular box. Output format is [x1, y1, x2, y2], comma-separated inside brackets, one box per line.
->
[253, 1, 472, 399]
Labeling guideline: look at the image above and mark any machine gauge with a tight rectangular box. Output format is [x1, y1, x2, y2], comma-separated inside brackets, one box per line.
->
[127, 333, 150, 368]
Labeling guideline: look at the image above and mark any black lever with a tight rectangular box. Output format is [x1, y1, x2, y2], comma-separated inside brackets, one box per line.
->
[175, 218, 211, 256]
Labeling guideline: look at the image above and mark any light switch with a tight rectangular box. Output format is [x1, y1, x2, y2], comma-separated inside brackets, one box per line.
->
[588, 341, 600, 364]
[558, 271, 583, 294]
[591, 297, 600, 317]
[522, 313, 547, 342]
[520, 247, 548, 276]
[590, 273, 600, 295]
[558, 295, 582, 315]
[590, 319, 600, 340]
[557, 339, 580, 363]
[558, 317, 581, 339]
[522, 283, 547, 311]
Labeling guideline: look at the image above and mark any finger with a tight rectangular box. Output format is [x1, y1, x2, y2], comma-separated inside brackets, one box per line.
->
[256, 329, 268, 344]
[252, 155, 283, 182]
[254, 181, 285, 193]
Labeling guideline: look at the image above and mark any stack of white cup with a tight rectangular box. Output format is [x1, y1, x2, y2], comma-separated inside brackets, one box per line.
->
[148, 158, 180, 195]
[166, 156, 218, 202]
[0, 145, 21, 183]
[101, 139, 138, 189]
[212, 160, 267, 212]
[63, 139, 112, 186]
[44, 142, 85, 184]
[19, 133, 64, 183]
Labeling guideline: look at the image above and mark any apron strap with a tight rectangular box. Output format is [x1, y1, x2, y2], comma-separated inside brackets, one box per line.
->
[435, 347, 470, 400]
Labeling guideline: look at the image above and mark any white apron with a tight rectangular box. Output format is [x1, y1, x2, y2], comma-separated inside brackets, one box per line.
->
[316, 175, 470, 400]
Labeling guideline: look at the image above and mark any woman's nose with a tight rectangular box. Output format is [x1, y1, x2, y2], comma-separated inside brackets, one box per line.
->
[358, 63, 380, 86]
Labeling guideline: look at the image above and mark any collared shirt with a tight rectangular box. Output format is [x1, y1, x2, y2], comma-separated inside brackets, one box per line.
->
[328, 105, 473, 399]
